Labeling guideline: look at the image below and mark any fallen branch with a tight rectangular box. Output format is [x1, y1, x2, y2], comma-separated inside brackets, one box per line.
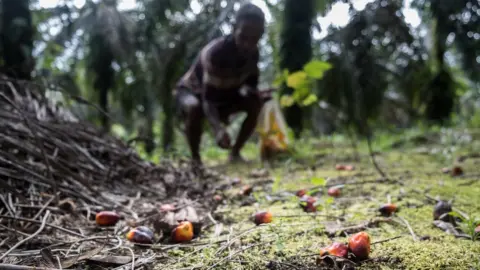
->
[0, 265, 61, 270]
[0, 214, 85, 238]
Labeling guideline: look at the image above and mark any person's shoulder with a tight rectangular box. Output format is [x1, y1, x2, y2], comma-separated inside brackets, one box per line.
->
[203, 36, 229, 53]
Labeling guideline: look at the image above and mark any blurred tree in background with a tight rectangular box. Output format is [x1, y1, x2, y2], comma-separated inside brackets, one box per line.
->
[1, 0, 34, 79]
[0, 0, 479, 157]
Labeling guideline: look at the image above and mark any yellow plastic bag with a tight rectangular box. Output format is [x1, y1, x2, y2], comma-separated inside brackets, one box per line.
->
[256, 99, 290, 160]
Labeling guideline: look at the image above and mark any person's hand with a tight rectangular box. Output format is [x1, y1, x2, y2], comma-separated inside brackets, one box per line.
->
[215, 129, 231, 149]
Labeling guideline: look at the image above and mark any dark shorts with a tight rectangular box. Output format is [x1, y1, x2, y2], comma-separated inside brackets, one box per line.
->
[174, 86, 260, 124]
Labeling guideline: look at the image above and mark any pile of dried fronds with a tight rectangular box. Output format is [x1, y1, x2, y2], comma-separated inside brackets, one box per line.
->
[0, 74, 224, 269]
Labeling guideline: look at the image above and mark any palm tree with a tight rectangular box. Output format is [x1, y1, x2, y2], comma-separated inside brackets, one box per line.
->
[1, 0, 34, 80]
[50, 0, 136, 131]
[412, 0, 480, 122]
[318, 0, 415, 134]
[279, 0, 315, 138]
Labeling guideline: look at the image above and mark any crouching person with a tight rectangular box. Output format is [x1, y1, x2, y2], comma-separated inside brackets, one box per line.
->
[174, 3, 266, 164]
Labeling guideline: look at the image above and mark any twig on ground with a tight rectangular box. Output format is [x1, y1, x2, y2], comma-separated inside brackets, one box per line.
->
[395, 215, 418, 241]
[0, 224, 30, 237]
[125, 247, 135, 270]
[0, 265, 61, 270]
[111, 255, 155, 270]
[366, 135, 386, 178]
[275, 213, 343, 220]
[371, 235, 403, 245]
[325, 218, 393, 236]
[213, 225, 263, 256]
[0, 214, 85, 238]
[0, 210, 51, 261]
[24, 194, 57, 230]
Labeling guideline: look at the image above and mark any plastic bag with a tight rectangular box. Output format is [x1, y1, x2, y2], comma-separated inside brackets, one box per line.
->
[256, 99, 290, 160]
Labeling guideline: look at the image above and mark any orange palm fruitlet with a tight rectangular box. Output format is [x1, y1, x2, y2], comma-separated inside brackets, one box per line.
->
[378, 203, 397, 216]
[172, 221, 194, 243]
[95, 211, 120, 226]
[241, 185, 253, 196]
[126, 228, 153, 244]
[348, 232, 371, 260]
[254, 211, 273, 225]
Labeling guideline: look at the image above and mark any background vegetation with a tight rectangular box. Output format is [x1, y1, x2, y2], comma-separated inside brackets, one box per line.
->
[1, 0, 479, 160]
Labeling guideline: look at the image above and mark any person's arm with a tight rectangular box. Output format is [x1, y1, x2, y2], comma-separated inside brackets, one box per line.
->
[199, 39, 231, 148]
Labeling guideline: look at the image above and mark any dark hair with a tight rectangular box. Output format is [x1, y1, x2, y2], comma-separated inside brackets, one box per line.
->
[235, 3, 265, 25]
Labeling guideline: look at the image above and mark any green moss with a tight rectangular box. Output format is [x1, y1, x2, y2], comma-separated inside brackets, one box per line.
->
[152, 131, 480, 269]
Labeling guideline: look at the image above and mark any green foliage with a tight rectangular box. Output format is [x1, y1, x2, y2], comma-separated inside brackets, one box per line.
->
[275, 60, 332, 108]
[450, 211, 480, 241]
[310, 176, 326, 186]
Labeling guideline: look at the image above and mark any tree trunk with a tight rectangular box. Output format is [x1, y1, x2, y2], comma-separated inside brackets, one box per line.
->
[425, 20, 455, 123]
[143, 91, 155, 154]
[99, 84, 110, 132]
[90, 35, 114, 132]
[279, 0, 315, 138]
[1, 0, 33, 79]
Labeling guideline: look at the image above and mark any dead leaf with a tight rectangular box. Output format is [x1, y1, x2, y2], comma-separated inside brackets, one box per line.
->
[432, 220, 471, 239]
[61, 246, 104, 268]
[154, 211, 177, 234]
[40, 248, 56, 268]
[88, 255, 132, 265]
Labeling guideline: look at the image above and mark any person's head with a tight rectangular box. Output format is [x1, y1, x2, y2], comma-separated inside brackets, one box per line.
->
[233, 3, 265, 53]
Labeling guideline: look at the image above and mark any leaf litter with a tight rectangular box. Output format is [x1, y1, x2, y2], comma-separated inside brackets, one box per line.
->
[0, 75, 227, 269]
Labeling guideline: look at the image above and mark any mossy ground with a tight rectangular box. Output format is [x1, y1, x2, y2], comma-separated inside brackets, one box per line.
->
[153, 129, 480, 270]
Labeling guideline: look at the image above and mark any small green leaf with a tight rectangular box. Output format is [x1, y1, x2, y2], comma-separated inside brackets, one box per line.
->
[307, 187, 320, 196]
[302, 93, 318, 106]
[287, 71, 308, 89]
[292, 86, 310, 101]
[311, 177, 326, 186]
[303, 60, 333, 79]
[448, 211, 464, 220]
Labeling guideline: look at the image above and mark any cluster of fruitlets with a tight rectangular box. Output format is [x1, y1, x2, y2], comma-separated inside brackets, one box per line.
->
[95, 211, 194, 244]
[320, 232, 371, 261]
